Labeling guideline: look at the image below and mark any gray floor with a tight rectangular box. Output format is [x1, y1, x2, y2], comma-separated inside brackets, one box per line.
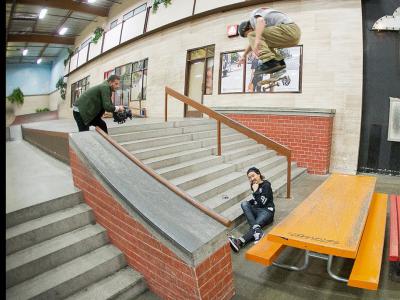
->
[6, 138, 78, 213]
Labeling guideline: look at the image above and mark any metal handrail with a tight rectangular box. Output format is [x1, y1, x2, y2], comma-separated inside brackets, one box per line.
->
[95, 126, 232, 227]
[165, 86, 292, 198]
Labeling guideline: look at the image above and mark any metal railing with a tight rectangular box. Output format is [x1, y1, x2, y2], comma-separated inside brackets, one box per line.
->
[95, 126, 232, 227]
[164, 86, 292, 198]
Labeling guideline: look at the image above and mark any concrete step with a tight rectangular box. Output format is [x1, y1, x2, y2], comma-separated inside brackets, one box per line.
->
[172, 118, 215, 128]
[120, 128, 236, 152]
[111, 120, 222, 143]
[171, 163, 237, 191]
[108, 122, 173, 135]
[142, 138, 256, 170]
[109, 118, 216, 135]
[65, 267, 147, 300]
[187, 171, 246, 202]
[6, 244, 126, 300]
[223, 149, 276, 169]
[112, 127, 184, 143]
[6, 203, 94, 255]
[221, 165, 307, 227]
[143, 147, 214, 170]
[132, 140, 203, 160]
[130, 132, 248, 160]
[203, 156, 286, 213]
[155, 155, 225, 180]
[6, 191, 83, 228]
[6, 224, 108, 288]
[219, 143, 267, 162]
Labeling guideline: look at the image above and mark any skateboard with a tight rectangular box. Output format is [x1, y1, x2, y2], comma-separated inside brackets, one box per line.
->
[257, 69, 291, 91]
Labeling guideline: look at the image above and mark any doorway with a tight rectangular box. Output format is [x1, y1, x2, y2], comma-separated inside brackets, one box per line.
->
[184, 45, 214, 117]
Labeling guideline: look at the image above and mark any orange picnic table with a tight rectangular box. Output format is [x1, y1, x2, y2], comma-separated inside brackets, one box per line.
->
[246, 173, 388, 290]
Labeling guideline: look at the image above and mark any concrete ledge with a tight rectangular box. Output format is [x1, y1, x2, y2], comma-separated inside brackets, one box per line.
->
[68, 131, 228, 266]
[211, 106, 336, 117]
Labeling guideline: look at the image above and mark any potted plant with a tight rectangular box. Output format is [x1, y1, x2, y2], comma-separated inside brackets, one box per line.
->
[6, 87, 24, 126]
[56, 77, 67, 100]
[92, 27, 104, 44]
[64, 48, 74, 67]
[152, 0, 172, 13]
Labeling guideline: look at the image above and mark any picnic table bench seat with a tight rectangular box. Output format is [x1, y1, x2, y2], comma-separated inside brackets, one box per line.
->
[389, 194, 400, 262]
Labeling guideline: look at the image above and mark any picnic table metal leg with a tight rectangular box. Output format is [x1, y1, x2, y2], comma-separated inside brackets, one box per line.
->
[272, 250, 310, 271]
[272, 251, 350, 283]
[327, 255, 349, 283]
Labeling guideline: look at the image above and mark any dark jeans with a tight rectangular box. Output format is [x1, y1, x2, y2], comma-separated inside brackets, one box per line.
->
[73, 110, 108, 134]
[241, 201, 274, 244]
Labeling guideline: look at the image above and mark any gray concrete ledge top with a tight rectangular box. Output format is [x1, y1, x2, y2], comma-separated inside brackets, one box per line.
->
[69, 132, 227, 262]
[211, 106, 336, 117]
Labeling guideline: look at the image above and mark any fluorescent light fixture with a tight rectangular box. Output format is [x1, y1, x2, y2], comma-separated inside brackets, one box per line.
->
[37, 58, 42, 64]
[22, 49, 28, 56]
[88, 0, 96, 3]
[39, 8, 47, 19]
[59, 27, 68, 35]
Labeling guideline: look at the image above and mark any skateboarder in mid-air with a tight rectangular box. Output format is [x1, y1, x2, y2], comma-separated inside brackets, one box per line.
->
[238, 7, 301, 76]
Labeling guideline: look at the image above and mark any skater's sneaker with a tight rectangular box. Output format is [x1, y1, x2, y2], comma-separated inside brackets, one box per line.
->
[252, 225, 264, 244]
[278, 59, 286, 67]
[254, 59, 285, 75]
[228, 236, 243, 253]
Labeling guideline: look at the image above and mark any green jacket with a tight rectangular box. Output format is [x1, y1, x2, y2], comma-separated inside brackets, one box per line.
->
[75, 81, 116, 125]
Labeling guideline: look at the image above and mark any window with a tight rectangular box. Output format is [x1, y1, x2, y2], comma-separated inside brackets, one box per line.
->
[131, 59, 148, 101]
[123, 10, 134, 21]
[123, 3, 147, 21]
[219, 45, 303, 94]
[103, 58, 148, 107]
[134, 3, 147, 15]
[71, 76, 90, 107]
[110, 19, 118, 29]
[80, 37, 91, 50]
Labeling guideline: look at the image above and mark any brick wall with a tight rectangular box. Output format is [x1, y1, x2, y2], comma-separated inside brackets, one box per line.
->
[69, 148, 235, 300]
[225, 114, 334, 175]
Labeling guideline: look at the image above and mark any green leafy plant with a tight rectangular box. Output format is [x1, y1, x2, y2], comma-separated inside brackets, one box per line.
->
[92, 27, 105, 44]
[7, 87, 24, 106]
[36, 108, 50, 113]
[64, 48, 74, 67]
[152, 0, 172, 13]
[56, 77, 67, 100]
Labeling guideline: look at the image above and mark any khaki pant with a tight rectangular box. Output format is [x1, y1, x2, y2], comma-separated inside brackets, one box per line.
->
[248, 23, 301, 62]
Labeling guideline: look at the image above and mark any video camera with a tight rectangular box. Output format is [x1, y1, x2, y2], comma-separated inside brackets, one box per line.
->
[113, 106, 133, 124]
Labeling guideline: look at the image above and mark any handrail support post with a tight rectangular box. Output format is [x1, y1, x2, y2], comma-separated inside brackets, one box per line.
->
[217, 120, 221, 156]
[287, 153, 291, 199]
[164, 90, 168, 122]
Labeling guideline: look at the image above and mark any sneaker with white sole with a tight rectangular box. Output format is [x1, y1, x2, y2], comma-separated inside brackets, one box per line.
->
[228, 236, 243, 253]
[253, 226, 264, 244]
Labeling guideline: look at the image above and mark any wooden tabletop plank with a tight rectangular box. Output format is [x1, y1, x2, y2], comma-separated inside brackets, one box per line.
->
[267, 173, 376, 258]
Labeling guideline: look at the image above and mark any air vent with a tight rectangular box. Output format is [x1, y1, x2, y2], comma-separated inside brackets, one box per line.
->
[13, 13, 38, 20]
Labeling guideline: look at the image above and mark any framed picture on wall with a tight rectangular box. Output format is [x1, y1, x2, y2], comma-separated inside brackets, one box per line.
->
[388, 97, 400, 142]
[219, 45, 303, 94]
[220, 50, 244, 94]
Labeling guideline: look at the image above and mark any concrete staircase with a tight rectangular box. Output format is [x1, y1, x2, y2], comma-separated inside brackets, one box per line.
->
[6, 191, 147, 300]
[109, 118, 307, 227]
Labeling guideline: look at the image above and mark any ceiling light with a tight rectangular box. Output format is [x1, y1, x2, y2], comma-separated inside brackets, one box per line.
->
[88, 0, 96, 3]
[59, 27, 68, 35]
[37, 58, 42, 64]
[22, 49, 28, 56]
[39, 8, 47, 19]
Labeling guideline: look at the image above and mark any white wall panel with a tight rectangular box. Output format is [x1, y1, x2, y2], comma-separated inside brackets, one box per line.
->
[77, 45, 89, 67]
[88, 37, 103, 61]
[194, 0, 244, 14]
[120, 12, 147, 43]
[147, 0, 193, 31]
[103, 23, 123, 52]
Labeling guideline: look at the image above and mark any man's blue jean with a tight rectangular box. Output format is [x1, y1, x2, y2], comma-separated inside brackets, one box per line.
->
[241, 201, 274, 244]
